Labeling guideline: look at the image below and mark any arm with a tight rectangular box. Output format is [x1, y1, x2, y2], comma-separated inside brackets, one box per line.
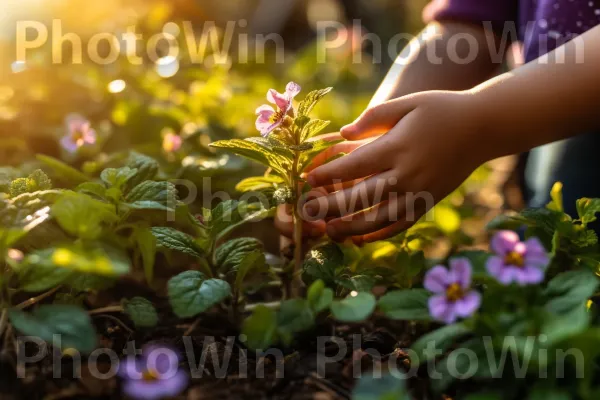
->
[472, 25, 600, 160]
[369, 21, 502, 106]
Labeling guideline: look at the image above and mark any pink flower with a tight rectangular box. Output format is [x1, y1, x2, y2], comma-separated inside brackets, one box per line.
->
[60, 115, 96, 153]
[162, 133, 182, 153]
[424, 258, 481, 324]
[255, 82, 301, 137]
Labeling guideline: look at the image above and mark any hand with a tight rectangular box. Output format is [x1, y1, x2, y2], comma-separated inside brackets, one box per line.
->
[303, 90, 488, 244]
[274, 132, 370, 239]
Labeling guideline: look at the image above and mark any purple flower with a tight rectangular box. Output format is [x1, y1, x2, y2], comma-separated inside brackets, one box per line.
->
[162, 132, 182, 153]
[486, 230, 549, 286]
[60, 115, 97, 153]
[118, 345, 188, 400]
[424, 258, 481, 324]
[255, 82, 301, 137]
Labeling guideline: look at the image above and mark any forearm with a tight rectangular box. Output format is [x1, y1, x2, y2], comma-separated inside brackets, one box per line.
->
[472, 25, 600, 159]
[370, 21, 501, 107]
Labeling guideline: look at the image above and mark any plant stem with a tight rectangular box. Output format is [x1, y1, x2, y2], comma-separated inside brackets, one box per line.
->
[15, 286, 61, 310]
[289, 150, 304, 298]
[244, 301, 281, 312]
[88, 305, 124, 315]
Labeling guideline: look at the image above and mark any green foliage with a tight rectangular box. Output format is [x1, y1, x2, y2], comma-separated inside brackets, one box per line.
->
[306, 280, 334, 313]
[125, 180, 178, 211]
[215, 237, 263, 273]
[167, 271, 231, 318]
[151, 227, 205, 259]
[377, 289, 431, 321]
[52, 192, 118, 240]
[241, 305, 278, 351]
[123, 297, 159, 328]
[100, 167, 137, 190]
[9, 169, 52, 197]
[330, 292, 376, 323]
[9, 305, 97, 353]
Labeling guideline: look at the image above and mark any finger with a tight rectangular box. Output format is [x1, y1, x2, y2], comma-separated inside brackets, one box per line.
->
[340, 97, 417, 140]
[304, 141, 366, 173]
[326, 196, 405, 240]
[303, 169, 399, 219]
[353, 202, 428, 244]
[306, 134, 397, 188]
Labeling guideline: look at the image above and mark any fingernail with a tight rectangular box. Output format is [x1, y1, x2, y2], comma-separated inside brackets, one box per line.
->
[306, 174, 317, 187]
[304, 202, 316, 216]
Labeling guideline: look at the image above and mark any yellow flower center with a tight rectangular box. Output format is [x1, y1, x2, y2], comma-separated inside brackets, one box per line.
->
[142, 369, 160, 382]
[446, 283, 464, 302]
[504, 251, 524, 267]
[269, 109, 285, 124]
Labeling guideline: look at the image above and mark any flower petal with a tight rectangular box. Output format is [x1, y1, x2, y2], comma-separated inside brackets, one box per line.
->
[144, 346, 180, 375]
[424, 265, 450, 293]
[256, 117, 281, 136]
[123, 380, 166, 400]
[485, 256, 504, 280]
[515, 266, 545, 285]
[255, 104, 275, 118]
[455, 291, 481, 317]
[156, 371, 189, 398]
[449, 257, 472, 289]
[60, 136, 79, 153]
[490, 230, 520, 255]
[83, 129, 97, 145]
[497, 265, 518, 285]
[428, 294, 454, 323]
[285, 82, 301, 98]
[524, 237, 549, 268]
[267, 89, 289, 110]
[118, 357, 144, 379]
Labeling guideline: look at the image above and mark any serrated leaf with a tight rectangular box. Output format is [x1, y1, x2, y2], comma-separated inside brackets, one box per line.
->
[297, 87, 332, 117]
[167, 271, 231, 318]
[9, 305, 97, 353]
[303, 242, 344, 285]
[246, 137, 295, 160]
[100, 167, 137, 189]
[36, 155, 90, 185]
[300, 119, 331, 141]
[210, 200, 269, 242]
[215, 237, 264, 273]
[151, 227, 205, 259]
[76, 182, 107, 198]
[210, 139, 289, 177]
[331, 292, 376, 323]
[52, 192, 118, 240]
[8, 170, 52, 198]
[576, 197, 600, 225]
[125, 181, 178, 211]
[123, 297, 159, 328]
[235, 175, 284, 193]
[134, 226, 157, 283]
[241, 305, 278, 351]
[125, 152, 159, 189]
[378, 289, 431, 321]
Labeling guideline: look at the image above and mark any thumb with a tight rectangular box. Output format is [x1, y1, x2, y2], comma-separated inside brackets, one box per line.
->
[340, 96, 417, 140]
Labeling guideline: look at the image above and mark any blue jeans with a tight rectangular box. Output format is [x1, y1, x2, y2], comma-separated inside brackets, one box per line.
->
[523, 131, 600, 232]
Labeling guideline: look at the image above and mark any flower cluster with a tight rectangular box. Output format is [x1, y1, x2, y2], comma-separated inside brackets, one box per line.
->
[255, 82, 301, 137]
[118, 345, 188, 400]
[424, 230, 550, 324]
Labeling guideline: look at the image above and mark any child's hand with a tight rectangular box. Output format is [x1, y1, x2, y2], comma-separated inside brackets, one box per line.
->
[274, 133, 369, 239]
[303, 90, 489, 244]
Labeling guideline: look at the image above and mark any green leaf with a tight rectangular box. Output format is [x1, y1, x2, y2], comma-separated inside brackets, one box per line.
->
[167, 271, 231, 318]
[541, 304, 589, 346]
[125, 152, 159, 189]
[209, 200, 269, 242]
[36, 155, 90, 185]
[410, 323, 471, 367]
[576, 197, 600, 225]
[134, 227, 157, 283]
[76, 182, 107, 198]
[234, 250, 266, 291]
[241, 305, 278, 351]
[100, 167, 137, 189]
[246, 137, 295, 160]
[297, 87, 332, 117]
[307, 279, 333, 313]
[277, 298, 315, 335]
[52, 192, 118, 239]
[303, 242, 344, 285]
[235, 175, 284, 193]
[125, 181, 178, 211]
[527, 388, 571, 400]
[544, 269, 599, 314]
[9, 170, 52, 198]
[352, 372, 408, 400]
[331, 292, 376, 323]
[17, 249, 74, 292]
[151, 227, 205, 259]
[38, 244, 131, 276]
[123, 297, 159, 328]
[378, 289, 431, 321]
[9, 305, 97, 353]
[300, 119, 331, 141]
[210, 139, 289, 177]
[546, 182, 564, 212]
[215, 237, 264, 273]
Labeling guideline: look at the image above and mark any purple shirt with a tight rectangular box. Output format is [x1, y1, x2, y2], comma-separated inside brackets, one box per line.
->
[425, 0, 600, 61]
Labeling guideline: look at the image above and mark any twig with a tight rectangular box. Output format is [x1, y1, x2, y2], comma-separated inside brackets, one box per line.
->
[183, 318, 201, 336]
[307, 372, 351, 399]
[88, 305, 123, 315]
[244, 301, 281, 312]
[15, 286, 61, 310]
[0, 308, 8, 340]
